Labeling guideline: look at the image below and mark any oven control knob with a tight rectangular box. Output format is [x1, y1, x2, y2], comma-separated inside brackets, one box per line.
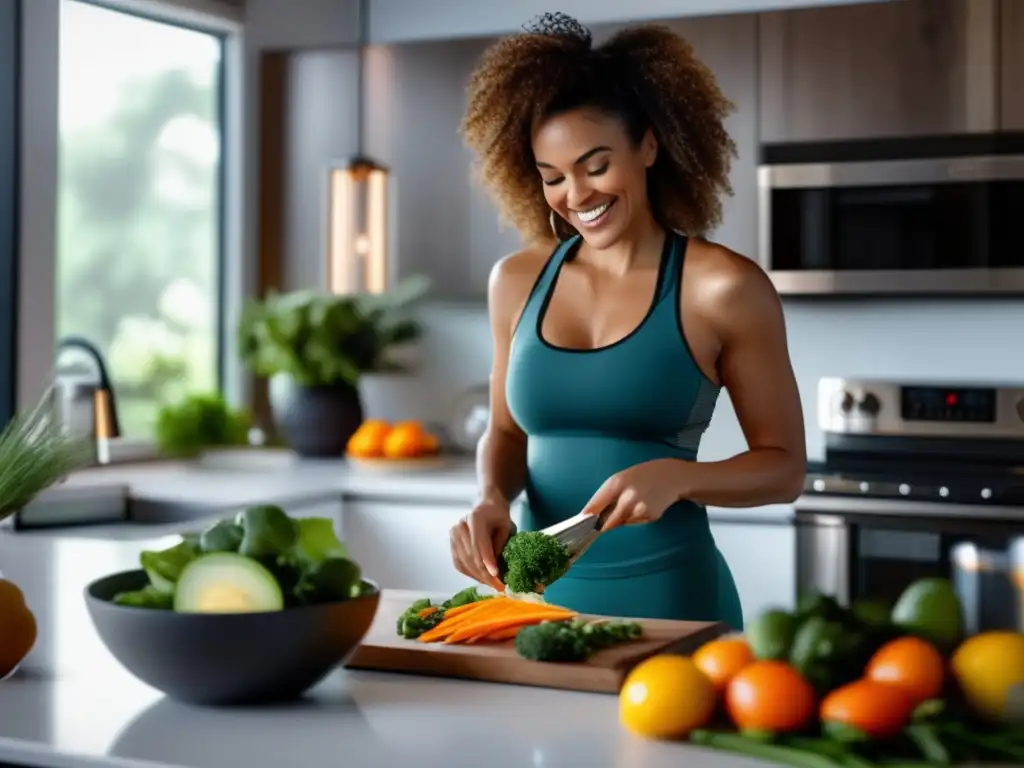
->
[981, 488, 993, 500]
[859, 392, 881, 416]
[839, 391, 855, 413]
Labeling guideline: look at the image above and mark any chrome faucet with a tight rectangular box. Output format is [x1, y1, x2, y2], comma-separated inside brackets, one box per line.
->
[55, 336, 121, 459]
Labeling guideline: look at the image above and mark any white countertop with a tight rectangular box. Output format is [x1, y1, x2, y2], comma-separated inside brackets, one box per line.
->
[59, 450, 793, 524]
[0, 526, 772, 768]
[64, 450, 483, 507]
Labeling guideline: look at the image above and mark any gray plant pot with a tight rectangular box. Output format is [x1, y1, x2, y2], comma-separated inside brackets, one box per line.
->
[268, 373, 364, 458]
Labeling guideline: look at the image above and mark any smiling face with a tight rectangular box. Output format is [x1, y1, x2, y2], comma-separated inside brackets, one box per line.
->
[532, 107, 657, 249]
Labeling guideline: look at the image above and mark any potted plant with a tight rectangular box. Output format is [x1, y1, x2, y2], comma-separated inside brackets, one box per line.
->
[237, 276, 430, 457]
[154, 392, 254, 460]
[0, 389, 93, 679]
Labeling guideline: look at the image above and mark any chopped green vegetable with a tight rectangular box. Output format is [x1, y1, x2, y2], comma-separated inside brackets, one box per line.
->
[904, 724, 952, 765]
[499, 531, 571, 594]
[111, 506, 365, 612]
[395, 586, 491, 639]
[691, 730, 841, 768]
[294, 557, 362, 604]
[140, 539, 201, 593]
[236, 504, 298, 558]
[199, 518, 244, 553]
[291, 517, 348, 565]
[514, 618, 642, 662]
[113, 585, 174, 610]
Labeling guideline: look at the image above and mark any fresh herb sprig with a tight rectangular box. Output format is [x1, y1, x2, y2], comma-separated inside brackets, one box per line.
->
[0, 388, 93, 521]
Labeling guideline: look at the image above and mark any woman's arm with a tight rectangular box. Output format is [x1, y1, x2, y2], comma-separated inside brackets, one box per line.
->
[679, 247, 807, 507]
[475, 249, 544, 507]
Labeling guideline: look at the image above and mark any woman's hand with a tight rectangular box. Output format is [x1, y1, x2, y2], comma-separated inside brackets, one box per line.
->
[450, 496, 514, 592]
[579, 458, 686, 531]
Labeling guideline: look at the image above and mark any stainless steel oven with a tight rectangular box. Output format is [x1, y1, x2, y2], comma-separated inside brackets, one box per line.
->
[796, 378, 1024, 633]
[757, 135, 1024, 296]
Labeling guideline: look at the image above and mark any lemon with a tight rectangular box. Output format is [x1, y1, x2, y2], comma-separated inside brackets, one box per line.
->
[619, 654, 717, 739]
[951, 631, 1024, 725]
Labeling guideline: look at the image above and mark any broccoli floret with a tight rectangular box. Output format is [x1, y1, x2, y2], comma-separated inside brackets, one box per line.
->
[515, 620, 591, 661]
[395, 587, 491, 639]
[499, 531, 571, 594]
[515, 619, 644, 662]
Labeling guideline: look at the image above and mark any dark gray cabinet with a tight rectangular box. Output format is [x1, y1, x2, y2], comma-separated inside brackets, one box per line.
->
[1001, 0, 1024, 130]
[361, 38, 525, 300]
[759, 0, 1001, 142]
[280, 49, 360, 291]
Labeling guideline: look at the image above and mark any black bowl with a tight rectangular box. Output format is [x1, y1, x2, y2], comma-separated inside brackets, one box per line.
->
[84, 569, 380, 706]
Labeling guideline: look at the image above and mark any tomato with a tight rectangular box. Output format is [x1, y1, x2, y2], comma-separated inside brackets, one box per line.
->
[865, 635, 945, 705]
[725, 660, 817, 733]
[820, 678, 917, 739]
[693, 636, 755, 693]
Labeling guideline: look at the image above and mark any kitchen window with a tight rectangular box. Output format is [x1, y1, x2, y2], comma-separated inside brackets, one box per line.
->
[55, 0, 229, 440]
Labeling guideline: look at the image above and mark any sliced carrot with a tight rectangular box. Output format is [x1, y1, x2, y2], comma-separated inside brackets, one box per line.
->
[417, 606, 439, 619]
[416, 600, 511, 642]
[442, 599, 498, 619]
[444, 610, 576, 644]
[470, 625, 524, 643]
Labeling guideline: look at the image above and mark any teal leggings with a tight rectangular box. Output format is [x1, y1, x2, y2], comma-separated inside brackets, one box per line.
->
[541, 546, 744, 631]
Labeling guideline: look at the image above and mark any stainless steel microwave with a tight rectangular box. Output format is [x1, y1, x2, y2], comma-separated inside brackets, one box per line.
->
[756, 135, 1024, 296]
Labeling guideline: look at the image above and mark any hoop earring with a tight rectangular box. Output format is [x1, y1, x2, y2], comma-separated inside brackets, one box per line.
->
[549, 210, 563, 241]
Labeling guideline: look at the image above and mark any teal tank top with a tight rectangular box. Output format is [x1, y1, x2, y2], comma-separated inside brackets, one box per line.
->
[506, 231, 723, 580]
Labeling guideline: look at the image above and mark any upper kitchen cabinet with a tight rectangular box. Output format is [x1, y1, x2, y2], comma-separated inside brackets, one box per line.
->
[365, 0, 889, 44]
[1000, 0, 1024, 130]
[280, 49, 361, 290]
[361, 38, 525, 300]
[759, 0, 1003, 142]
[362, 13, 759, 299]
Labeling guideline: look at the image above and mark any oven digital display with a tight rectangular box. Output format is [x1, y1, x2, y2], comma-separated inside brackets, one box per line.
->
[900, 386, 997, 423]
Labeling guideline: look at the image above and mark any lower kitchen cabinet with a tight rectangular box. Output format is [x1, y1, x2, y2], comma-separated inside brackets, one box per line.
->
[340, 498, 485, 595]
[710, 519, 797, 622]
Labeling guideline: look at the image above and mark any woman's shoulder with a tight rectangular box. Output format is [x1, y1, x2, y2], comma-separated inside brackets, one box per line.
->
[487, 239, 561, 326]
[488, 240, 559, 301]
[682, 237, 783, 334]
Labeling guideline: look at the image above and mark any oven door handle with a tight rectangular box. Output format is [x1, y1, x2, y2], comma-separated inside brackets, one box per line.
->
[794, 510, 846, 527]
[795, 512, 852, 606]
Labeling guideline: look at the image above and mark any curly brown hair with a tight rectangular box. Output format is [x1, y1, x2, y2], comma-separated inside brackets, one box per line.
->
[460, 12, 737, 245]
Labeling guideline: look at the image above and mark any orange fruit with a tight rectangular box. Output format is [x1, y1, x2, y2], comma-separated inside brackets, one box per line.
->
[619, 654, 717, 739]
[693, 636, 755, 693]
[820, 678, 917, 738]
[0, 580, 37, 677]
[382, 422, 426, 458]
[346, 420, 391, 458]
[865, 635, 945, 705]
[725, 660, 816, 733]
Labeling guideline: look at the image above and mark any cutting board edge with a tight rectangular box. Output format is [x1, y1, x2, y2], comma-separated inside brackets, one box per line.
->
[605, 620, 731, 670]
[344, 646, 625, 694]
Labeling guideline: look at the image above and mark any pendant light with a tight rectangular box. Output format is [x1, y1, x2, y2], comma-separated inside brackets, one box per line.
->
[326, 0, 389, 295]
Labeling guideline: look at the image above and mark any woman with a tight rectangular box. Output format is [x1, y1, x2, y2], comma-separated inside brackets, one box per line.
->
[448, 12, 806, 628]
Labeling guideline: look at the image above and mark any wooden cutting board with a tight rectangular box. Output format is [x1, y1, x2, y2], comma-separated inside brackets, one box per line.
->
[344, 591, 730, 694]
